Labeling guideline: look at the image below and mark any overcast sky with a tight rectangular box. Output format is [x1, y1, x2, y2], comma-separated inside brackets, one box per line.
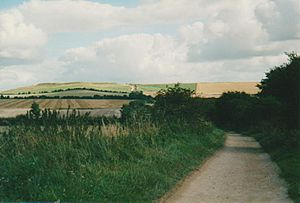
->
[0, 0, 299, 90]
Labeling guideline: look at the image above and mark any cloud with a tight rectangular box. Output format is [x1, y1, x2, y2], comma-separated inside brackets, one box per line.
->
[14, 0, 242, 33]
[59, 34, 188, 82]
[255, 0, 300, 41]
[0, 0, 299, 91]
[0, 60, 64, 90]
[179, 0, 273, 62]
[18, 0, 126, 33]
[57, 33, 290, 83]
[0, 9, 47, 65]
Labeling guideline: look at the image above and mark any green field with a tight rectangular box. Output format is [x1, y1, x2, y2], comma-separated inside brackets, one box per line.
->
[135, 83, 196, 92]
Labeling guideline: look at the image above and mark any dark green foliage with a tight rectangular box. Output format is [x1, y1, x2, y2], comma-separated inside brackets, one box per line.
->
[120, 100, 152, 122]
[213, 92, 257, 129]
[249, 128, 300, 202]
[128, 91, 153, 101]
[258, 52, 300, 128]
[121, 84, 214, 125]
[0, 94, 10, 99]
[11, 89, 153, 100]
[213, 53, 300, 131]
[29, 102, 41, 119]
[153, 83, 195, 121]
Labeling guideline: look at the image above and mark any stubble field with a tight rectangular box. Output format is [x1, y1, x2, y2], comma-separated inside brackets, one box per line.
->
[0, 99, 130, 109]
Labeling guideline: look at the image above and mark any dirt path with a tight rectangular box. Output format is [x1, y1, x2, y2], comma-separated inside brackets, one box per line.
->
[162, 133, 292, 203]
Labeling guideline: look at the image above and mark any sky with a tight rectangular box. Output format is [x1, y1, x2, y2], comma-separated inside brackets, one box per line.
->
[0, 0, 299, 90]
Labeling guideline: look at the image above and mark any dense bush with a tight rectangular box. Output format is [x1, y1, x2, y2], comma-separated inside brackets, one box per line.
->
[213, 53, 299, 132]
[258, 52, 300, 128]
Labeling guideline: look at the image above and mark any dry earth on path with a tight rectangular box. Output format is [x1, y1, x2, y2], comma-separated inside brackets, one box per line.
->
[162, 133, 291, 203]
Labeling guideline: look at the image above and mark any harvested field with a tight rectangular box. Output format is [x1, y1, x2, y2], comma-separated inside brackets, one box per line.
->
[196, 82, 260, 98]
[0, 99, 130, 109]
[0, 108, 121, 118]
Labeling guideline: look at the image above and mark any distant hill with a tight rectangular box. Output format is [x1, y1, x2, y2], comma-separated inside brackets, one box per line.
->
[1, 82, 131, 95]
[1, 82, 260, 98]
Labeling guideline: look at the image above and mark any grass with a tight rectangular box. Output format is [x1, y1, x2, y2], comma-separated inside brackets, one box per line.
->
[0, 118, 224, 201]
[135, 83, 197, 92]
[249, 129, 300, 202]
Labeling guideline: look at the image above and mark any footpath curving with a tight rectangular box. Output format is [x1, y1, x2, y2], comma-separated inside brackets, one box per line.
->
[162, 133, 291, 203]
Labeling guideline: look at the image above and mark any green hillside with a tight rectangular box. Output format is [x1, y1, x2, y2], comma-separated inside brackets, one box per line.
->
[1, 82, 131, 95]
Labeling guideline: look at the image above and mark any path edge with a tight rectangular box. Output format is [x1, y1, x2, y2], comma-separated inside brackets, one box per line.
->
[158, 134, 227, 203]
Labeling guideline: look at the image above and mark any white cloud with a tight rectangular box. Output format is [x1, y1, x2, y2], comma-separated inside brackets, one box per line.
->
[0, 9, 47, 64]
[15, 0, 211, 33]
[0, 60, 64, 90]
[255, 0, 300, 41]
[179, 0, 272, 62]
[59, 34, 188, 82]
[0, 0, 299, 90]
[18, 0, 126, 33]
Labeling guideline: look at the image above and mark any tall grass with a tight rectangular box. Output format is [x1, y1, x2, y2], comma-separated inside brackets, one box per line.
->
[0, 113, 224, 201]
[247, 127, 300, 202]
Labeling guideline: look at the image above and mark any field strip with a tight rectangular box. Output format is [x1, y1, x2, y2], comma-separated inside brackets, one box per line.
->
[40, 99, 54, 108]
[0, 100, 20, 108]
[0, 99, 17, 107]
[0, 99, 130, 109]
[38, 99, 47, 108]
[76, 99, 92, 108]
[73, 99, 81, 108]
[68, 99, 77, 108]
[14, 100, 35, 108]
[0, 100, 27, 108]
[55, 99, 62, 109]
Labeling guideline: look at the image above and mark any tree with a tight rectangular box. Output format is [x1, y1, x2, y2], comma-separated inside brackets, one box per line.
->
[213, 92, 258, 129]
[30, 102, 41, 119]
[120, 100, 152, 122]
[153, 83, 195, 121]
[258, 52, 300, 128]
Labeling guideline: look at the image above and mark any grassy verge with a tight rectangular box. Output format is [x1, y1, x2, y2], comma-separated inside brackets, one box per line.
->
[0, 120, 224, 202]
[248, 129, 300, 202]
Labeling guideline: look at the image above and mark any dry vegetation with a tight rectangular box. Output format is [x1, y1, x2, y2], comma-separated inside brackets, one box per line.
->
[195, 82, 260, 98]
[0, 99, 130, 109]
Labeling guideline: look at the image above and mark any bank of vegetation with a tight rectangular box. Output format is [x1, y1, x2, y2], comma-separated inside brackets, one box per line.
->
[0, 85, 224, 201]
[211, 53, 300, 202]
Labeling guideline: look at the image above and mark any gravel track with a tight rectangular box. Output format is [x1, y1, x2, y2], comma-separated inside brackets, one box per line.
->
[163, 133, 291, 203]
